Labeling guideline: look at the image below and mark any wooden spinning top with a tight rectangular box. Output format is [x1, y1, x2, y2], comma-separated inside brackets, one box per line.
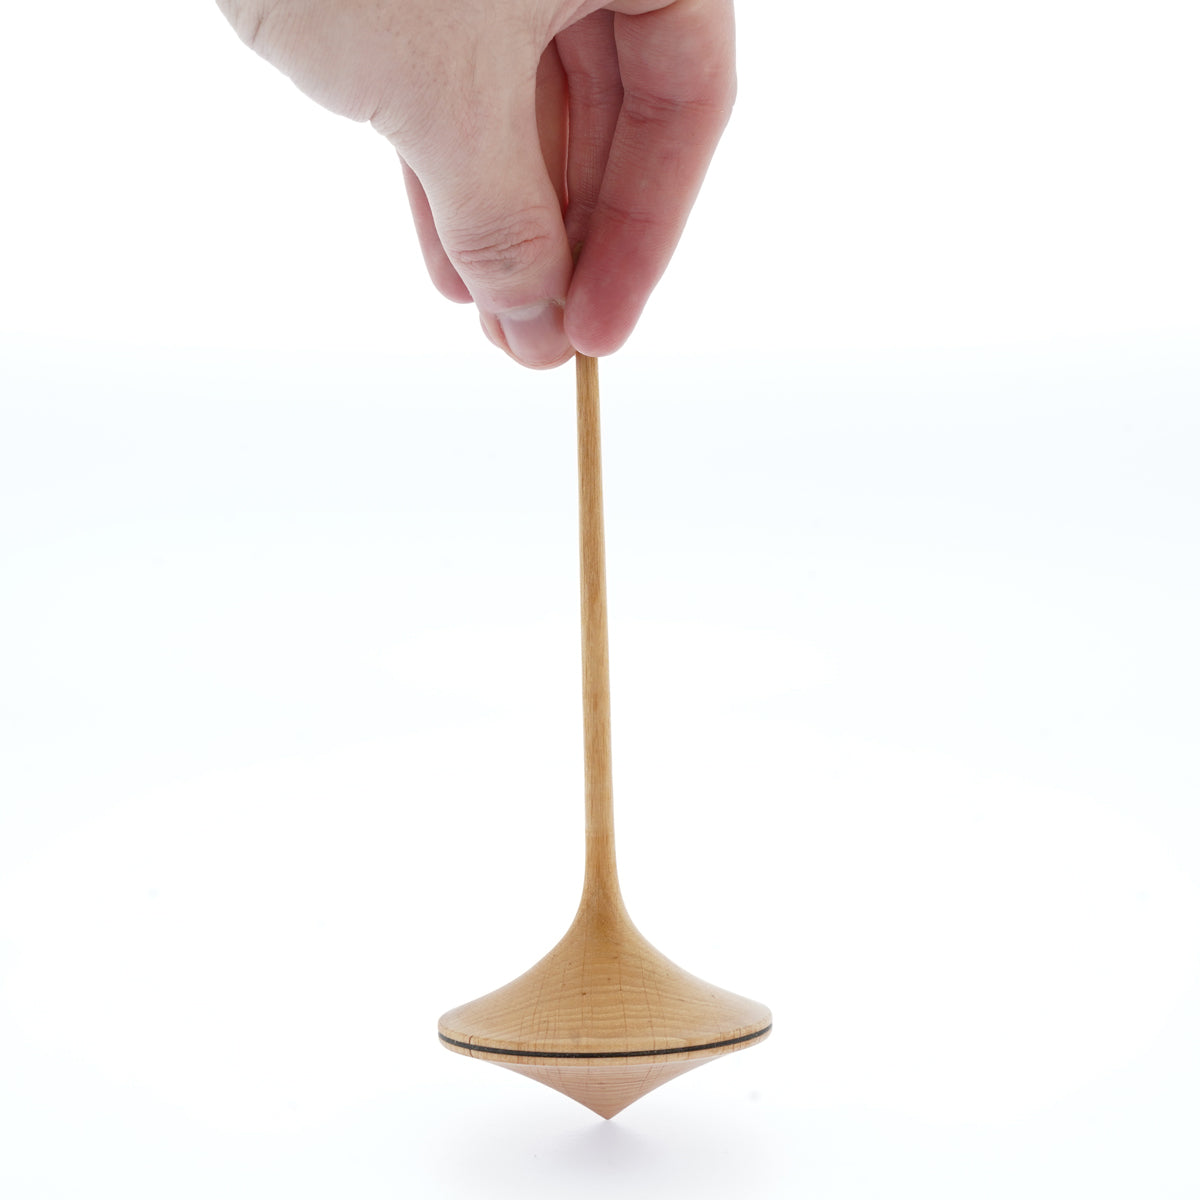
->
[438, 355, 770, 1118]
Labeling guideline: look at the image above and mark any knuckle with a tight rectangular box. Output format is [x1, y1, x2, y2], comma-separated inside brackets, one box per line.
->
[625, 85, 734, 131]
[444, 208, 558, 278]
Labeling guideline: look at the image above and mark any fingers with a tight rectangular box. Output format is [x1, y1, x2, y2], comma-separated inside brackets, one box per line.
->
[389, 42, 574, 369]
[390, 0, 735, 366]
[555, 11, 623, 251]
[564, 0, 737, 357]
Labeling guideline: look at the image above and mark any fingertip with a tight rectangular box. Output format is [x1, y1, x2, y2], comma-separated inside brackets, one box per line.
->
[481, 305, 575, 370]
[498, 300, 573, 368]
[565, 334, 627, 360]
[431, 266, 474, 305]
[563, 320, 631, 359]
[564, 285, 639, 359]
[479, 310, 504, 350]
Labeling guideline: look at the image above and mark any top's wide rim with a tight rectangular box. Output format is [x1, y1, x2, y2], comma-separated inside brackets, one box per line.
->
[437, 1022, 772, 1061]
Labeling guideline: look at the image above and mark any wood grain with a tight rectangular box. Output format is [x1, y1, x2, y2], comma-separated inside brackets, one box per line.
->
[575, 350, 621, 916]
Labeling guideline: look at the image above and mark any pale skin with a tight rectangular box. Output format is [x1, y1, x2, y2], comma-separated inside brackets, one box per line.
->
[216, 0, 736, 368]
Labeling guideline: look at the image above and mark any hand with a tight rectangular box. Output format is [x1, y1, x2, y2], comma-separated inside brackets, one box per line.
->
[217, 0, 736, 368]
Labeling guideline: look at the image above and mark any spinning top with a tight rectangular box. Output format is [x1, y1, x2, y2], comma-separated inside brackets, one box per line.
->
[439, 355, 770, 1118]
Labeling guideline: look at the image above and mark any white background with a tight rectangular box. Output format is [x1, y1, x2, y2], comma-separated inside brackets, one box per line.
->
[2, 2, 1198, 1198]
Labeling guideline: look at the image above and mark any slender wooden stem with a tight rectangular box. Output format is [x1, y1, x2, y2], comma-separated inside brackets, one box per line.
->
[576, 354, 621, 913]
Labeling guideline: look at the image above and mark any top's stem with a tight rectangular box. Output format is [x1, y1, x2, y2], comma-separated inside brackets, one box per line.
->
[575, 354, 622, 914]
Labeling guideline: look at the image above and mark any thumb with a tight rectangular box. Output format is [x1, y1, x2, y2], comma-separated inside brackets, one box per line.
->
[394, 55, 573, 369]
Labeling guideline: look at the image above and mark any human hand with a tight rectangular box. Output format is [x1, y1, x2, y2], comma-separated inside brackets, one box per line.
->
[217, 0, 735, 368]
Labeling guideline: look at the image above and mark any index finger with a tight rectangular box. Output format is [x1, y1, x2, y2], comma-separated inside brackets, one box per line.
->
[564, 0, 736, 356]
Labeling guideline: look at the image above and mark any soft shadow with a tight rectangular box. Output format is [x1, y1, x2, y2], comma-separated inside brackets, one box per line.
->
[427, 1086, 772, 1200]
